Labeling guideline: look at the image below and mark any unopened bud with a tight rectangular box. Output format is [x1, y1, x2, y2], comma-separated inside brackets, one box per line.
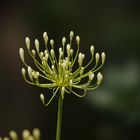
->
[22, 129, 30, 140]
[27, 66, 33, 81]
[95, 53, 100, 64]
[35, 39, 39, 53]
[78, 53, 84, 67]
[66, 44, 70, 55]
[89, 72, 95, 81]
[45, 53, 48, 60]
[33, 128, 40, 139]
[21, 68, 26, 76]
[43, 32, 48, 44]
[9, 130, 18, 140]
[70, 49, 73, 56]
[19, 48, 24, 62]
[50, 49, 55, 59]
[25, 37, 30, 50]
[90, 45, 94, 55]
[40, 52, 44, 58]
[31, 49, 36, 57]
[40, 94, 45, 105]
[97, 72, 103, 84]
[70, 31, 74, 41]
[62, 37, 66, 46]
[101, 52, 106, 64]
[76, 36, 80, 45]
[50, 39, 54, 47]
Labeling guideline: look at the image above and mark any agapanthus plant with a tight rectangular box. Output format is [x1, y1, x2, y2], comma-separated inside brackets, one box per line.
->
[19, 31, 106, 140]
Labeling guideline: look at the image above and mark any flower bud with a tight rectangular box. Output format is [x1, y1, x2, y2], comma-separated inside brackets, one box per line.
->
[21, 68, 26, 77]
[89, 72, 95, 81]
[70, 49, 73, 56]
[19, 48, 24, 62]
[9, 130, 18, 140]
[95, 53, 100, 64]
[31, 49, 36, 57]
[70, 31, 74, 41]
[62, 37, 66, 46]
[45, 53, 48, 60]
[43, 32, 48, 44]
[50, 39, 54, 47]
[101, 52, 106, 64]
[90, 45, 94, 55]
[59, 51, 63, 58]
[78, 53, 84, 67]
[35, 39, 39, 53]
[40, 52, 44, 58]
[59, 47, 62, 52]
[33, 128, 40, 139]
[27, 66, 33, 81]
[50, 49, 55, 59]
[66, 44, 70, 55]
[44, 50, 48, 54]
[76, 35, 80, 45]
[40, 94, 45, 105]
[22, 129, 30, 140]
[32, 71, 39, 79]
[25, 37, 30, 50]
[97, 72, 103, 84]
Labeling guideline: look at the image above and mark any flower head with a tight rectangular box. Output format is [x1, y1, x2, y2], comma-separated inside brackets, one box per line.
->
[19, 31, 106, 106]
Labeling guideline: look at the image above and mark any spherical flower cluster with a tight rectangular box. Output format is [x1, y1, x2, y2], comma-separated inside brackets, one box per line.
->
[19, 31, 106, 106]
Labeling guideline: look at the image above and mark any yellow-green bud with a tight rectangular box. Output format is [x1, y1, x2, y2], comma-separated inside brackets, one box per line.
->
[97, 72, 103, 84]
[62, 37, 66, 46]
[101, 52, 106, 64]
[50, 39, 54, 47]
[27, 66, 33, 81]
[43, 32, 48, 45]
[25, 37, 30, 50]
[33, 128, 40, 139]
[40, 94, 45, 105]
[22, 129, 30, 139]
[9, 130, 18, 140]
[19, 48, 24, 62]
[70, 31, 74, 41]
[21, 68, 26, 77]
[95, 53, 100, 64]
[76, 35, 80, 45]
[90, 45, 94, 55]
[35, 39, 39, 53]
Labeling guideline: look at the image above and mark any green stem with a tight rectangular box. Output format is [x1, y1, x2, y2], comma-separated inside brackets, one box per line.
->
[56, 93, 63, 140]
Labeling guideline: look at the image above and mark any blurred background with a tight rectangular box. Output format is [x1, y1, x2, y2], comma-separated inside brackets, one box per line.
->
[0, 0, 140, 140]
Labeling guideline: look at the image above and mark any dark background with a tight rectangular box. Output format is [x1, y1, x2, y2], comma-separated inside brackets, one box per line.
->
[0, 0, 140, 140]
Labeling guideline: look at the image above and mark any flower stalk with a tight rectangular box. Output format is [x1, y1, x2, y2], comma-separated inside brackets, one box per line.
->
[56, 93, 63, 140]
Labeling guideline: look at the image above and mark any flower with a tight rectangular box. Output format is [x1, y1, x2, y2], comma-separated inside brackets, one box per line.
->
[19, 31, 106, 106]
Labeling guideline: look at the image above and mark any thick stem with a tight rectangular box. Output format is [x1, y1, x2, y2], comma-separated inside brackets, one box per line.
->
[56, 93, 63, 140]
